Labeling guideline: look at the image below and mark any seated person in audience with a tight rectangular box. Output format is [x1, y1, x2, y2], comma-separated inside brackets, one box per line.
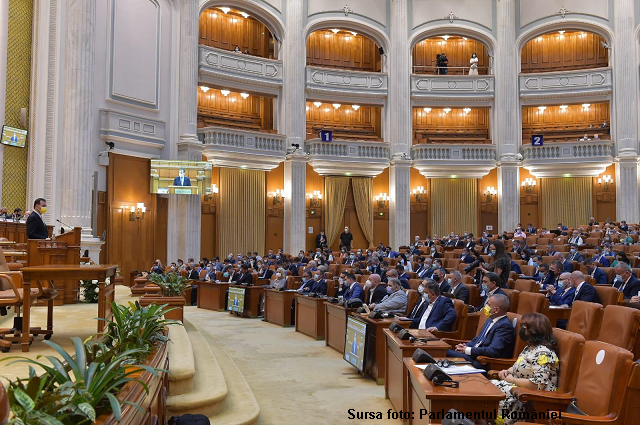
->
[367, 257, 383, 275]
[479, 239, 491, 255]
[539, 227, 550, 236]
[342, 272, 364, 302]
[364, 274, 386, 305]
[257, 263, 274, 280]
[297, 271, 315, 293]
[397, 254, 413, 272]
[611, 251, 631, 268]
[460, 247, 475, 264]
[307, 271, 327, 295]
[448, 294, 515, 370]
[592, 246, 611, 267]
[570, 271, 601, 303]
[619, 220, 629, 232]
[396, 263, 411, 280]
[343, 251, 358, 266]
[232, 264, 254, 285]
[371, 278, 408, 316]
[612, 263, 640, 301]
[498, 231, 511, 241]
[150, 260, 164, 274]
[305, 260, 318, 272]
[546, 272, 576, 307]
[0, 207, 7, 218]
[490, 313, 559, 425]
[567, 244, 585, 263]
[416, 257, 434, 279]
[584, 258, 607, 286]
[354, 249, 366, 262]
[404, 281, 429, 320]
[620, 231, 634, 245]
[185, 265, 199, 281]
[513, 226, 526, 238]
[588, 217, 598, 226]
[205, 266, 218, 281]
[545, 243, 557, 257]
[407, 280, 456, 331]
[379, 261, 390, 283]
[530, 259, 548, 282]
[481, 272, 507, 306]
[334, 272, 348, 297]
[8, 207, 22, 220]
[432, 268, 451, 293]
[554, 252, 574, 273]
[510, 260, 522, 275]
[541, 260, 562, 289]
[463, 234, 476, 249]
[558, 222, 568, 231]
[268, 267, 287, 290]
[568, 230, 584, 246]
[297, 250, 308, 263]
[386, 269, 410, 290]
[428, 245, 441, 258]
[447, 270, 469, 304]
[285, 259, 299, 276]
[423, 236, 435, 247]
[414, 235, 423, 247]
[526, 223, 537, 234]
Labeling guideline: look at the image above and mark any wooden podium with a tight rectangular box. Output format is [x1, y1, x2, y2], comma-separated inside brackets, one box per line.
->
[27, 227, 82, 304]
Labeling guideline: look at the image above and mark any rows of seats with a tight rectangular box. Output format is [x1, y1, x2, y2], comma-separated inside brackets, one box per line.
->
[197, 111, 277, 134]
[412, 128, 491, 145]
[306, 122, 382, 142]
[523, 124, 611, 142]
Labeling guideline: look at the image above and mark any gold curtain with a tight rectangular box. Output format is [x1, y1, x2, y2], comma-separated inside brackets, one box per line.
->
[218, 167, 265, 255]
[351, 177, 374, 247]
[430, 178, 478, 237]
[542, 177, 592, 228]
[324, 177, 350, 247]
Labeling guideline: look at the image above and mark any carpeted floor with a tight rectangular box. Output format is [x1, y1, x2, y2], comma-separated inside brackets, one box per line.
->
[185, 307, 401, 425]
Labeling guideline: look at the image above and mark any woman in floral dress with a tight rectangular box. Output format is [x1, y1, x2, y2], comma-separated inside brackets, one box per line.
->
[491, 313, 559, 425]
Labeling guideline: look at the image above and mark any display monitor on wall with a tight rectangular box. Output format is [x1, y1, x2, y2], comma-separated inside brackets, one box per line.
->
[150, 160, 212, 195]
[227, 286, 246, 314]
[1, 125, 27, 148]
[344, 316, 367, 372]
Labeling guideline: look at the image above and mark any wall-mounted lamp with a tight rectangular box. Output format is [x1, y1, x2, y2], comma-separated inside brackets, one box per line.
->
[221, 89, 230, 96]
[270, 189, 285, 205]
[375, 193, 389, 209]
[598, 175, 613, 191]
[240, 12, 249, 18]
[412, 186, 426, 202]
[463, 108, 471, 114]
[538, 106, 547, 112]
[331, 29, 339, 34]
[199, 86, 210, 93]
[423, 107, 431, 113]
[441, 35, 450, 41]
[307, 190, 323, 208]
[332, 103, 341, 109]
[521, 178, 537, 193]
[127, 203, 146, 221]
[350, 31, 357, 36]
[352, 104, 360, 111]
[582, 103, 591, 110]
[313, 101, 322, 108]
[240, 92, 249, 99]
[559, 105, 568, 112]
[443, 108, 451, 114]
[484, 186, 497, 202]
[220, 7, 230, 14]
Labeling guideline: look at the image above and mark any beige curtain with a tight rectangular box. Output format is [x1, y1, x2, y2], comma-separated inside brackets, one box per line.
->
[542, 177, 592, 228]
[324, 177, 350, 247]
[351, 177, 374, 248]
[430, 178, 478, 237]
[218, 167, 265, 255]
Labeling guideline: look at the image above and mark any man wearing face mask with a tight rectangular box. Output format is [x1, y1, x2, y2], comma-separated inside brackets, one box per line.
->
[460, 247, 475, 264]
[368, 259, 382, 276]
[344, 252, 357, 266]
[592, 246, 611, 267]
[340, 227, 353, 251]
[343, 272, 364, 301]
[448, 270, 469, 304]
[401, 281, 429, 320]
[231, 264, 254, 285]
[258, 263, 273, 280]
[297, 271, 315, 293]
[481, 272, 507, 307]
[370, 278, 407, 315]
[315, 230, 328, 249]
[448, 294, 515, 370]
[567, 244, 585, 263]
[429, 246, 441, 259]
[547, 272, 575, 307]
[612, 262, 640, 301]
[27, 198, 49, 239]
[364, 274, 386, 305]
[386, 269, 411, 290]
[541, 261, 561, 290]
[583, 258, 607, 285]
[432, 268, 451, 293]
[408, 280, 456, 331]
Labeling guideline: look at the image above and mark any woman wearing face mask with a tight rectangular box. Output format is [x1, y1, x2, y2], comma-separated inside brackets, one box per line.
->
[468, 52, 478, 75]
[398, 254, 413, 272]
[478, 240, 511, 288]
[491, 313, 559, 425]
[269, 267, 288, 290]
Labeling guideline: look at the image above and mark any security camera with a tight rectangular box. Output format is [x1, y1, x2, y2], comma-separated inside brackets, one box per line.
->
[105, 141, 115, 150]
[600, 41, 611, 50]
[292, 143, 300, 149]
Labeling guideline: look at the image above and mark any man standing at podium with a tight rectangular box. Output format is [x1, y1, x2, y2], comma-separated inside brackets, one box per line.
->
[173, 168, 191, 186]
[27, 198, 49, 239]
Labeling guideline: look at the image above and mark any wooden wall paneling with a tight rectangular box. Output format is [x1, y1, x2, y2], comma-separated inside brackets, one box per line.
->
[478, 169, 498, 233]
[198, 89, 261, 117]
[200, 166, 219, 259]
[305, 164, 324, 251]
[199, 8, 273, 58]
[521, 31, 608, 73]
[373, 168, 390, 247]
[592, 164, 616, 222]
[265, 163, 284, 251]
[412, 37, 489, 75]
[306, 103, 381, 138]
[522, 103, 610, 132]
[96, 190, 108, 264]
[413, 108, 490, 130]
[306, 30, 381, 72]
[519, 168, 540, 229]
[409, 167, 429, 240]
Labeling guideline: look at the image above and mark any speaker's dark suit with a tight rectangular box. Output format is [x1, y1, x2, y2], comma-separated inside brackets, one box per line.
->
[26, 212, 48, 239]
[173, 176, 191, 186]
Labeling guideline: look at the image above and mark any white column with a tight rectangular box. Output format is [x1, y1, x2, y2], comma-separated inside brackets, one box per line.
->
[495, 0, 520, 232]
[388, 0, 411, 249]
[613, 0, 640, 222]
[281, 0, 306, 253]
[389, 159, 411, 249]
[168, 0, 202, 262]
[283, 152, 307, 253]
[0, 0, 9, 184]
[59, 0, 103, 260]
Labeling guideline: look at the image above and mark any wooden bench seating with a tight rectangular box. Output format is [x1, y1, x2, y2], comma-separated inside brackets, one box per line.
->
[306, 121, 381, 142]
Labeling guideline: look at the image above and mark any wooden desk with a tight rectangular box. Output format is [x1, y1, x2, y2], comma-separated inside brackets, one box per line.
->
[384, 329, 451, 415]
[197, 281, 229, 311]
[295, 294, 326, 340]
[325, 302, 351, 354]
[19, 264, 118, 352]
[405, 358, 504, 424]
[544, 306, 572, 327]
[264, 289, 295, 327]
[354, 314, 413, 385]
[228, 284, 263, 318]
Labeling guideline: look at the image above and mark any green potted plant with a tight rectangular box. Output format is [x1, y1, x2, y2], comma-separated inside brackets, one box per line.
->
[140, 273, 192, 321]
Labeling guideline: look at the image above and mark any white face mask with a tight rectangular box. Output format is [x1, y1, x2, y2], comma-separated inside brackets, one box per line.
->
[314, 274, 319, 279]
[276, 273, 282, 278]
[339, 278, 344, 284]
[417, 285, 424, 295]
[365, 280, 371, 288]
[447, 278, 452, 285]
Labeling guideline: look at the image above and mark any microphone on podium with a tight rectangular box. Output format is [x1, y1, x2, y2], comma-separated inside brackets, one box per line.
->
[56, 219, 73, 234]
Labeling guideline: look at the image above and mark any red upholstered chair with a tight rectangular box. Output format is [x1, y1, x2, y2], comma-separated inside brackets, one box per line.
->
[516, 291, 548, 315]
[432, 299, 467, 340]
[596, 305, 640, 355]
[405, 289, 419, 316]
[502, 288, 520, 312]
[593, 285, 623, 307]
[566, 301, 604, 341]
[514, 278, 538, 293]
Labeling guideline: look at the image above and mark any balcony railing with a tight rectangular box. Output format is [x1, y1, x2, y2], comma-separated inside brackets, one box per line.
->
[198, 126, 286, 171]
[411, 144, 497, 178]
[305, 66, 388, 99]
[411, 74, 495, 99]
[198, 45, 283, 91]
[305, 139, 390, 177]
[520, 140, 614, 177]
[519, 67, 612, 99]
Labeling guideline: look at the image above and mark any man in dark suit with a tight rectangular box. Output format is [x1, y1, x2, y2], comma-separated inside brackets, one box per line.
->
[567, 244, 585, 263]
[613, 263, 640, 301]
[343, 272, 364, 301]
[315, 230, 328, 249]
[173, 168, 191, 186]
[408, 280, 457, 331]
[386, 269, 410, 290]
[365, 274, 387, 305]
[303, 271, 327, 295]
[584, 258, 607, 286]
[297, 271, 315, 293]
[592, 247, 611, 267]
[232, 264, 254, 285]
[416, 258, 434, 279]
[541, 260, 562, 289]
[460, 248, 475, 264]
[367, 259, 383, 276]
[570, 271, 601, 304]
[428, 246, 441, 258]
[447, 293, 515, 370]
[481, 272, 507, 307]
[405, 283, 429, 320]
[258, 263, 274, 280]
[432, 268, 451, 293]
[554, 253, 573, 273]
[448, 271, 469, 304]
[185, 265, 199, 281]
[26, 198, 49, 239]
[526, 223, 537, 234]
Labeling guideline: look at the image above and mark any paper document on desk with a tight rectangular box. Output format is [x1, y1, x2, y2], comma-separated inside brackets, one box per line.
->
[548, 305, 567, 309]
[413, 364, 486, 375]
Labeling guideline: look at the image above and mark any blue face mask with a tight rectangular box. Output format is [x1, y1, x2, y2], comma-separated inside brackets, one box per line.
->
[481, 284, 489, 293]
[223, 272, 229, 277]
[557, 281, 565, 289]
[386, 286, 393, 294]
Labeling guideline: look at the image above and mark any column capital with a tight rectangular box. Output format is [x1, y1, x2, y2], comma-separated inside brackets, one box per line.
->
[177, 138, 204, 161]
[285, 150, 308, 163]
[390, 157, 413, 168]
